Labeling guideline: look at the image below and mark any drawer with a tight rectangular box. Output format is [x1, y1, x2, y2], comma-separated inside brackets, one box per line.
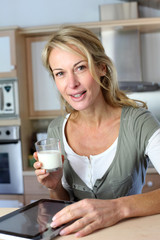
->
[24, 175, 49, 195]
[0, 195, 24, 207]
[142, 173, 160, 193]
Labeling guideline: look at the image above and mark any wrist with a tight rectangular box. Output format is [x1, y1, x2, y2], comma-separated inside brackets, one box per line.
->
[114, 196, 131, 221]
[48, 179, 63, 192]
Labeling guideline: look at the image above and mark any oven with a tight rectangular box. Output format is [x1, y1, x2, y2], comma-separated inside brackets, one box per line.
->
[0, 78, 19, 118]
[0, 126, 24, 194]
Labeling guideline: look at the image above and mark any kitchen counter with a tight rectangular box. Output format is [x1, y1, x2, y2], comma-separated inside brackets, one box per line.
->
[23, 166, 158, 175]
[0, 208, 160, 240]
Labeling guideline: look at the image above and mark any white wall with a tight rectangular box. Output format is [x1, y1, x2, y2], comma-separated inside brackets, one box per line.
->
[0, 0, 122, 28]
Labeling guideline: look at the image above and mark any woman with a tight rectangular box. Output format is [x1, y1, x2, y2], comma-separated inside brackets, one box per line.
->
[34, 25, 160, 238]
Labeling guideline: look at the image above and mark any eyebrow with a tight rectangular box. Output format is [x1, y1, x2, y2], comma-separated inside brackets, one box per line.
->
[52, 60, 86, 72]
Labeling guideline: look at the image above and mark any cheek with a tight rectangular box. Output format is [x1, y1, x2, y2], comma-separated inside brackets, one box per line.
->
[55, 80, 64, 94]
[88, 77, 100, 92]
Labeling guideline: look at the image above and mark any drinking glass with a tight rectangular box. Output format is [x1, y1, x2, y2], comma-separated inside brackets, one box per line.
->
[35, 138, 62, 172]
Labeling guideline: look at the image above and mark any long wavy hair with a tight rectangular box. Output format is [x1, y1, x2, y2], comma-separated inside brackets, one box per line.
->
[42, 25, 147, 113]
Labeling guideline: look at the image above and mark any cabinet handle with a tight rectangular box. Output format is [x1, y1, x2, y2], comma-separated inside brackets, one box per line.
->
[10, 65, 15, 71]
[147, 181, 153, 187]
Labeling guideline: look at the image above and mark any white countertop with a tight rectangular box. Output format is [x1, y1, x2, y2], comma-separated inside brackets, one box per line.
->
[0, 208, 160, 240]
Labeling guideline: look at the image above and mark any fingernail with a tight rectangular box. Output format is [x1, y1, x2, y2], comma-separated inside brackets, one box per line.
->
[75, 232, 80, 237]
[41, 169, 45, 174]
[50, 222, 56, 228]
[60, 229, 65, 236]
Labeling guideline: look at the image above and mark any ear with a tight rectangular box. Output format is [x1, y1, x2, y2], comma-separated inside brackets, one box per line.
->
[99, 64, 107, 77]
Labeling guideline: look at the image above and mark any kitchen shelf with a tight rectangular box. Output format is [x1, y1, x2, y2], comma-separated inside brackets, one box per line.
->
[19, 18, 160, 36]
[0, 118, 21, 126]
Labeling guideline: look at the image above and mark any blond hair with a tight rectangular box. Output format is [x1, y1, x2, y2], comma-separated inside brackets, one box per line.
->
[42, 25, 147, 113]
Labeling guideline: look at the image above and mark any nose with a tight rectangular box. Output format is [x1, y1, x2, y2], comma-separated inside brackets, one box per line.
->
[67, 72, 80, 89]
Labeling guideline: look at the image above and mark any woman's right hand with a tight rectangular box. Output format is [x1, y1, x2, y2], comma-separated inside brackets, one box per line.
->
[33, 152, 63, 191]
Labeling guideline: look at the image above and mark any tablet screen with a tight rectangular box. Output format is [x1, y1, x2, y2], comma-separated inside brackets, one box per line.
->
[0, 199, 73, 239]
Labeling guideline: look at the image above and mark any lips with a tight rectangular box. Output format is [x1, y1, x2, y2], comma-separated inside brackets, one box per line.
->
[71, 91, 86, 98]
[70, 91, 87, 100]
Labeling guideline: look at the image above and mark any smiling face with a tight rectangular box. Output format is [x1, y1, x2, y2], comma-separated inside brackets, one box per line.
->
[49, 46, 105, 112]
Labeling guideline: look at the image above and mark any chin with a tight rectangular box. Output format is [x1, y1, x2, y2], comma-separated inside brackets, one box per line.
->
[71, 104, 90, 112]
[67, 99, 91, 112]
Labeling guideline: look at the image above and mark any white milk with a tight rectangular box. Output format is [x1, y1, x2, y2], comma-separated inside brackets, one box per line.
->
[38, 150, 62, 171]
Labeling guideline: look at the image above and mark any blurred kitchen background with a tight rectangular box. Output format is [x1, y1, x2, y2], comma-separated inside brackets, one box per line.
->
[0, 0, 160, 207]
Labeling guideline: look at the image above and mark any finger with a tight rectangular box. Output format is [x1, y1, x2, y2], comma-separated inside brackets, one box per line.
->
[33, 161, 42, 169]
[33, 152, 38, 160]
[74, 219, 101, 238]
[59, 216, 89, 236]
[52, 201, 82, 222]
[51, 201, 86, 232]
[35, 169, 48, 177]
[60, 212, 104, 238]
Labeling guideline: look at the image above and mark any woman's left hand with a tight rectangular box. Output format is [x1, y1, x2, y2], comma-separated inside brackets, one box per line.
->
[50, 198, 124, 237]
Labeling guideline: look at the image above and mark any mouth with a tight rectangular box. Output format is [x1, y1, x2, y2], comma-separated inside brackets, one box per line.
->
[71, 91, 86, 98]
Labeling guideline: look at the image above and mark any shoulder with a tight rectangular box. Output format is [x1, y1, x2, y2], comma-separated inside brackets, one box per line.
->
[47, 115, 67, 139]
[122, 106, 160, 144]
[122, 106, 159, 125]
[123, 106, 149, 117]
[48, 115, 66, 130]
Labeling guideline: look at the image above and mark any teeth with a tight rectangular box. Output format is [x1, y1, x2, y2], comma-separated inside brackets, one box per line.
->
[73, 93, 82, 98]
[72, 91, 86, 98]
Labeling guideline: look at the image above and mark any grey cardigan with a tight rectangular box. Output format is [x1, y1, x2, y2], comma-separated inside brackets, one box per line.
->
[47, 106, 160, 200]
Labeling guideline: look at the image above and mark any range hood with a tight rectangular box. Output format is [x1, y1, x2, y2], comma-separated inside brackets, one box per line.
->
[119, 81, 160, 92]
[100, 2, 142, 82]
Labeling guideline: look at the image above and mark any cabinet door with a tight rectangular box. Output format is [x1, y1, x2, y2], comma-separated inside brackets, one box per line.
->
[0, 194, 24, 207]
[26, 36, 63, 118]
[142, 173, 160, 193]
[0, 30, 16, 77]
[23, 175, 50, 205]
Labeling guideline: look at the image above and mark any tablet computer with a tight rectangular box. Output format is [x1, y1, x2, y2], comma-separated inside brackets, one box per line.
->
[0, 199, 73, 240]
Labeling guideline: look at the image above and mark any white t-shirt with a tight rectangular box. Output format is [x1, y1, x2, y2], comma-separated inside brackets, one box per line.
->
[62, 114, 160, 191]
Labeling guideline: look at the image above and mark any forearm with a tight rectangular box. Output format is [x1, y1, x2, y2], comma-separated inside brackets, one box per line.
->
[118, 189, 160, 220]
[49, 181, 70, 201]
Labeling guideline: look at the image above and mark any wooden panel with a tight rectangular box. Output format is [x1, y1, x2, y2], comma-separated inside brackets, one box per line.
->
[20, 18, 160, 36]
[0, 194, 24, 207]
[0, 194, 24, 202]
[24, 175, 49, 195]
[142, 173, 160, 193]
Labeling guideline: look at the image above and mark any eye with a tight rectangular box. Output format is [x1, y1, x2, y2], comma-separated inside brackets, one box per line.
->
[55, 71, 64, 78]
[78, 65, 86, 71]
[75, 64, 87, 73]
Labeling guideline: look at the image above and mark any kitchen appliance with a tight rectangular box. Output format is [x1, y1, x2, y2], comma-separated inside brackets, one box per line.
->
[119, 81, 160, 121]
[100, 2, 142, 82]
[0, 78, 19, 118]
[0, 125, 24, 194]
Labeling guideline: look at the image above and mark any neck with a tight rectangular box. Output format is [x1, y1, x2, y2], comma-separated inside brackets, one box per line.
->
[71, 101, 120, 128]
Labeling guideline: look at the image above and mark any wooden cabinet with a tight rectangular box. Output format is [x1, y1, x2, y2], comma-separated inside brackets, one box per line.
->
[142, 173, 160, 193]
[23, 171, 160, 206]
[22, 17, 160, 119]
[23, 173, 50, 205]
[0, 195, 24, 207]
[0, 30, 17, 78]
[26, 36, 63, 118]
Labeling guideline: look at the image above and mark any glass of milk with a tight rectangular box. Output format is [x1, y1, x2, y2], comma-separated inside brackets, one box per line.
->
[35, 138, 62, 172]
